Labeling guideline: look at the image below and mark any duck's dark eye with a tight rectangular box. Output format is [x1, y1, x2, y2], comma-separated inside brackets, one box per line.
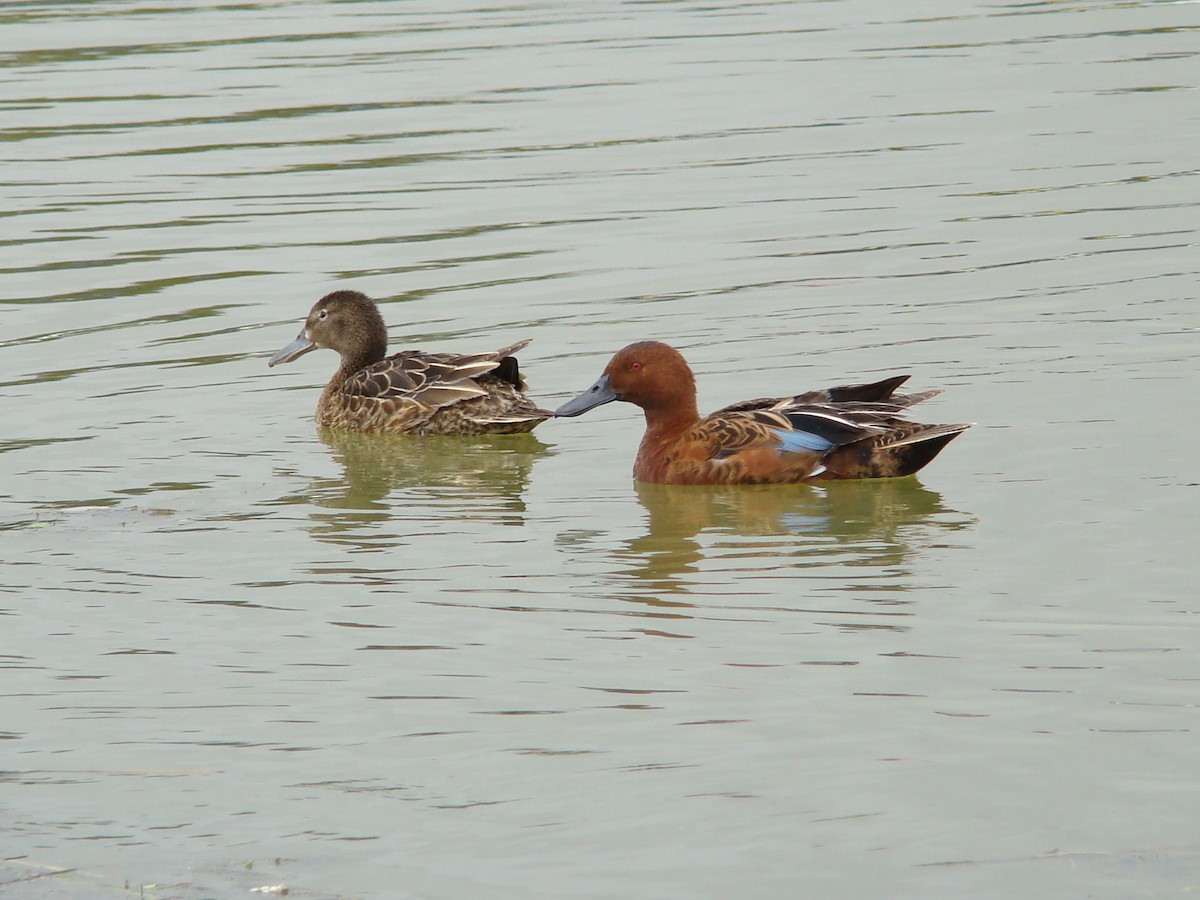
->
[317, 309, 328, 320]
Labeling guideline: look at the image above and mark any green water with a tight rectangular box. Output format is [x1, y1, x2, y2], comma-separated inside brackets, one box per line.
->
[3, 1, 1198, 897]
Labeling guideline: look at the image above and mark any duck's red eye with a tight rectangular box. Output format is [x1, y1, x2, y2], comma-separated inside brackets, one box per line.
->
[631, 361, 643, 371]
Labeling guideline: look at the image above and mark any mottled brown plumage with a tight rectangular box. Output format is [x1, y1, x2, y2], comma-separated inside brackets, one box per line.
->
[268, 290, 552, 435]
[556, 340, 970, 484]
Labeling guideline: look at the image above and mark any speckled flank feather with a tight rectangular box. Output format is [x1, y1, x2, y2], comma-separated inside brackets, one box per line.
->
[555, 341, 970, 485]
[270, 290, 552, 435]
[318, 364, 552, 435]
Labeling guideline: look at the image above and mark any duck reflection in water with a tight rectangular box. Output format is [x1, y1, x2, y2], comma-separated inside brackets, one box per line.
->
[290, 430, 551, 549]
[613, 478, 973, 597]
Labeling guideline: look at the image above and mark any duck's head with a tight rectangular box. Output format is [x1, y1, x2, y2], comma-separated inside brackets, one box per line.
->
[268, 290, 388, 369]
[555, 340, 696, 417]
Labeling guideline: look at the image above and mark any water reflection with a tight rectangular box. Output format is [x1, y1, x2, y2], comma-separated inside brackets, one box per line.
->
[288, 430, 551, 549]
[615, 479, 974, 597]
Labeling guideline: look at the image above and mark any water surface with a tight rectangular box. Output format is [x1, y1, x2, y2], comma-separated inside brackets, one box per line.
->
[3, 1, 1198, 897]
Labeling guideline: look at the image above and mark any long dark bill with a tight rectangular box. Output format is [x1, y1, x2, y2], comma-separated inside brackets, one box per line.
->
[555, 373, 618, 417]
[268, 331, 316, 367]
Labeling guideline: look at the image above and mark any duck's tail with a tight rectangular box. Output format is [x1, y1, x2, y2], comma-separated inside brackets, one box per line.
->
[818, 422, 972, 479]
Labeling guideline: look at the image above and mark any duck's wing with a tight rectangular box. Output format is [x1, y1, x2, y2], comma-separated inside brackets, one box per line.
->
[327, 340, 551, 434]
[665, 374, 968, 482]
[699, 408, 885, 458]
[712, 374, 940, 417]
[647, 407, 881, 484]
[768, 399, 972, 479]
[342, 340, 533, 409]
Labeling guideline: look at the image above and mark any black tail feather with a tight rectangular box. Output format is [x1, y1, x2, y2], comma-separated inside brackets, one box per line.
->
[493, 355, 522, 389]
[825, 375, 910, 403]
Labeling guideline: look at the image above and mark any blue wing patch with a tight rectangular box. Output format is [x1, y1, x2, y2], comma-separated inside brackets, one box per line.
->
[770, 427, 834, 453]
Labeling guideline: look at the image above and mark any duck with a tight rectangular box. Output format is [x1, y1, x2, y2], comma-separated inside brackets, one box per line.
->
[268, 290, 552, 434]
[555, 341, 970, 484]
